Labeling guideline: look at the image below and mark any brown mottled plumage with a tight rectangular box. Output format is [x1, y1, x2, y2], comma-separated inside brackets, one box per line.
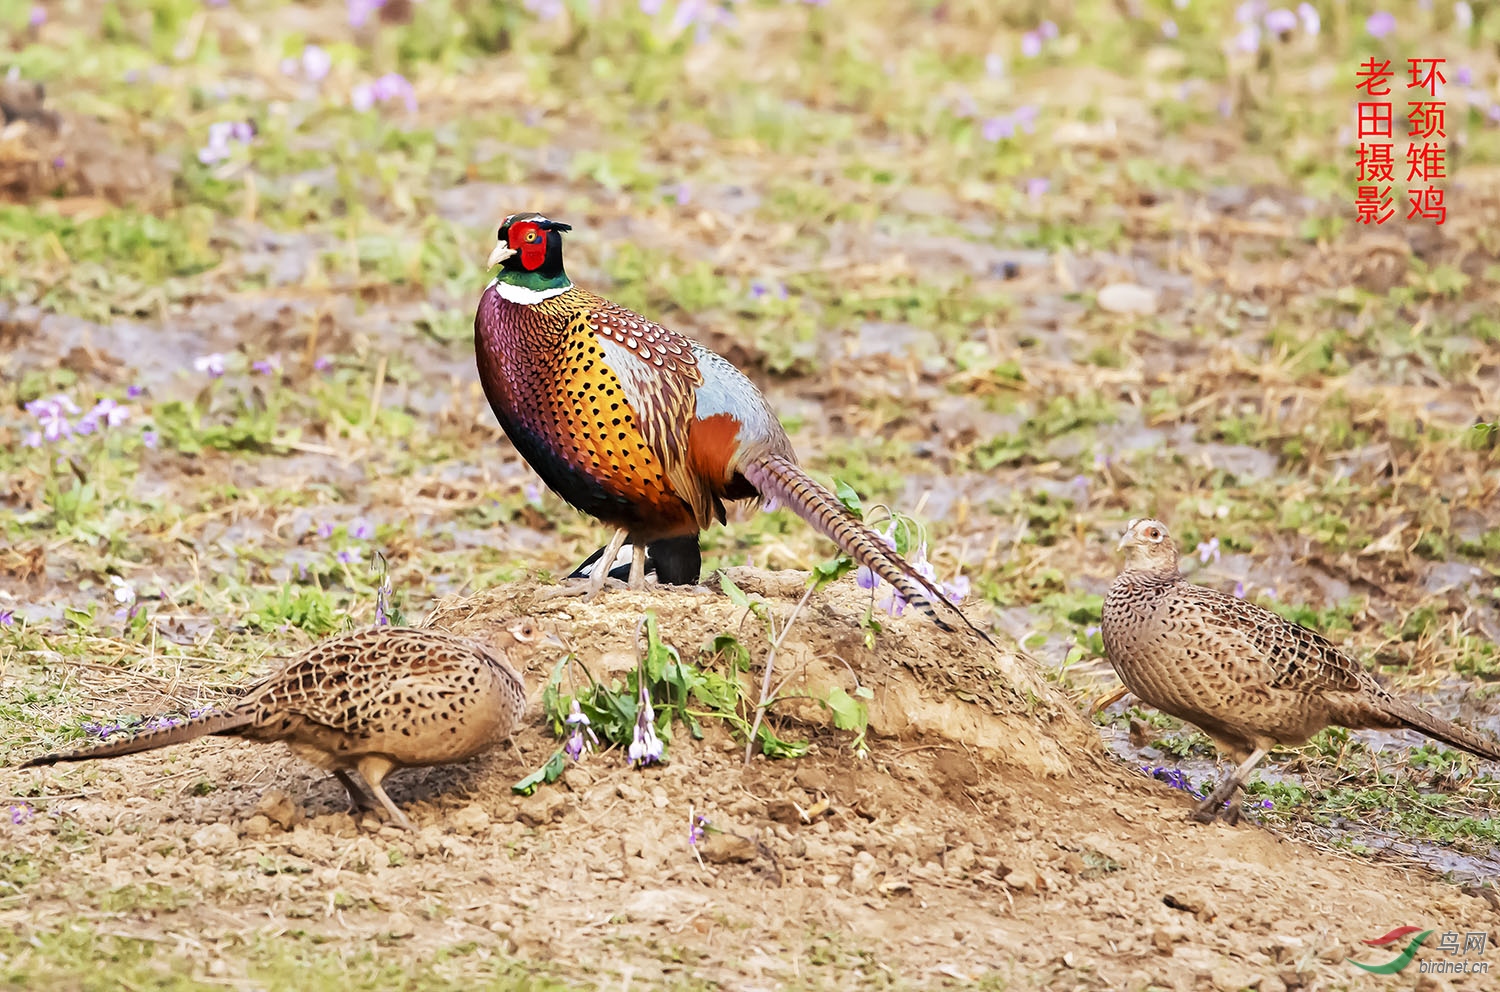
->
[20, 627, 527, 830]
[1102, 518, 1500, 824]
[474, 212, 985, 640]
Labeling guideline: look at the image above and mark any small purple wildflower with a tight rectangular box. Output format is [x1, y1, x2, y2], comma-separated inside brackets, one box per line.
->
[1026, 177, 1050, 201]
[640, 0, 665, 14]
[984, 53, 1005, 78]
[90, 398, 130, 430]
[1297, 2, 1319, 35]
[855, 520, 898, 592]
[193, 353, 226, 377]
[25, 395, 80, 443]
[627, 684, 663, 767]
[1196, 537, 1221, 564]
[352, 73, 417, 113]
[1039, 20, 1058, 39]
[1020, 31, 1042, 58]
[313, 355, 334, 372]
[688, 813, 709, 845]
[251, 354, 281, 376]
[28, 6, 44, 27]
[1015, 104, 1039, 132]
[1234, 581, 1246, 599]
[1455, 66, 1473, 86]
[1236, 0, 1266, 22]
[127, 384, 144, 398]
[141, 429, 159, 449]
[563, 700, 598, 761]
[524, 0, 565, 19]
[316, 522, 335, 539]
[1162, 18, 1178, 38]
[348, 0, 384, 28]
[749, 280, 787, 300]
[1366, 11, 1395, 37]
[1456, 2, 1473, 30]
[350, 518, 375, 540]
[1143, 765, 1205, 799]
[1264, 8, 1297, 35]
[942, 574, 971, 606]
[198, 120, 255, 166]
[982, 116, 1015, 142]
[667, 181, 691, 205]
[1231, 25, 1261, 53]
[9, 804, 34, 826]
[1084, 624, 1100, 639]
[109, 576, 136, 605]
[523, 482, 543, 506]
[337, 548, 362, 565]
[0, 609, 13, 626]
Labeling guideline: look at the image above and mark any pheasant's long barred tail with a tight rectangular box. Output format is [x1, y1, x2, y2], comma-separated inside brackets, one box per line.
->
[18, 711, 254, 767]
[741, 453, 991, 644]
[1384, 696, 1500, 762]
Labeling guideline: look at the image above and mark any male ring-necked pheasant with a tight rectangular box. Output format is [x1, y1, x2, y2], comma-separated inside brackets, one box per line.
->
[20, 627, 527, 830]
[474, 212, 982, 637]
[1103, 518, 1500, 824]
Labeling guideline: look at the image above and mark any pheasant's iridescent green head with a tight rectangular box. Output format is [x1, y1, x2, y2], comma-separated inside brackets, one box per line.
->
[486, 213, 573, 302]
[1117, 517, 1179, 573]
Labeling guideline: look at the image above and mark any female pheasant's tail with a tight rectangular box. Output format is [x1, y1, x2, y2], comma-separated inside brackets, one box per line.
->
[18, 709, 255, 768]
[1383, 697, 1500, 762]
[740, 453, 993, 645]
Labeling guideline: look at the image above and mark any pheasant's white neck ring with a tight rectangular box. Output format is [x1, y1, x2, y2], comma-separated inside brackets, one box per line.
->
[489, 280, 571, 305]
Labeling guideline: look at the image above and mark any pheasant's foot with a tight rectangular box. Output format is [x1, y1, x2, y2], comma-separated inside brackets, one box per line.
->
[537, 577, 625, 602]
[627, 542, 648, 589]
[333, 769, 379, 815]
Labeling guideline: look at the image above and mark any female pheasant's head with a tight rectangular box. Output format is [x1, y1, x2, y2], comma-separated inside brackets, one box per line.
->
[485, 213, 573, 303]
[1117, 518, 1180, 573]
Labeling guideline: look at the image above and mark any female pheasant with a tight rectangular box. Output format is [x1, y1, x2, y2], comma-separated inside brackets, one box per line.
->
[474, 212, 982, 637]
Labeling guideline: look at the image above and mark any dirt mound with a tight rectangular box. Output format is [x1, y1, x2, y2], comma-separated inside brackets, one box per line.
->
[6, 572, 1497, 989]
[426, 566, 1097, 779]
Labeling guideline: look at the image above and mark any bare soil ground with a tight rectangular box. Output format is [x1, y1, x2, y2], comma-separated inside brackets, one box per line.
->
[5, 576, 1497, 991]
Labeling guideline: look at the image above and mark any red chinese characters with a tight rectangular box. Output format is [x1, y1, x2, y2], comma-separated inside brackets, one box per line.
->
[1355, 56, 1447, 225]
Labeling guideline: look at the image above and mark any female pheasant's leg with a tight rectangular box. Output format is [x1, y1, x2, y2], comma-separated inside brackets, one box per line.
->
[628, 542, 648, 589]
[1189, 747, 1268, 824]
[357, 754, 414, 831]
[333, 768, 379, 814]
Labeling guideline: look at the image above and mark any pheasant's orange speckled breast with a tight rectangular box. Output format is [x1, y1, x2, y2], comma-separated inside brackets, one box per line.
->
[549, 317, 691, 524]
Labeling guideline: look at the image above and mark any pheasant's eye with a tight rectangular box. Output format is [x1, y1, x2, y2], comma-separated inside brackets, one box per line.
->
[1147, 527, 1161, 540]
[525, 231, 538, 243]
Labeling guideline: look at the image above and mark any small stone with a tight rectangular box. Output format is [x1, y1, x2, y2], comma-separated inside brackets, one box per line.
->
[240, 814, 272, 840]
[1096, 282, 1158, 315]
[944, 843, 977, 874]
[765, 799, 802, 824]
[385, 912, 415, 938]
[188, 822, 238, 854]
[253, 788, 304, 830]
[515, 790, 568, 826]
[449, 804, 490, 836]
[650, 787, 669, 809]
[850, 851, 878, 893]
[1259, 976, 1287, 992]
[1003, 867, 1039, 892]
[700, 830, 756, 864]
[1210, 963, 1255, 992]
[621, 888, 710, 923]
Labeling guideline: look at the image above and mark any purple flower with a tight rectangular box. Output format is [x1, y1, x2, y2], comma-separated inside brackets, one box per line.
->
[1264, 8, 1297, 34]
[110, 576, 136, 605]
[1366, 11, 1394, 37]
[142, 429, 159, 449]
[337, 548, 362, 565]
[9, 804, 34, 826]
[1455, 66, 1473, 86]
[1039, 19, 1058, 39]
[1162, 18, 1178, 38]
[251, 354, 281, 375]
[667, 181, 691, 205]
[640, 0, 665, 13]
[1231, 25, 1261, 53]
[982, 115, 1016, 141]
[1457, 2, 1473, 30]
[1233, 581, 1246, 599]
[749, 280, 787, 300]
[1020, 31, 1042, 58]
[524, 0, 565, 20]
[942, 574, 971, 605]
[1084, 624, 1100, 639]
[348, 0, 384, 28]
[90, 398, 130, 429]
[1236, 0, 1266, 22]
[627, 684, 663, 767]
[1196, 537, 1220, 564]
[193, 353, 226, 377]
[25, 395, 80, 443]
[198, 120, 255, 165]
[28, 6, 44, 27]
[353, 73, 417, 113]
[855, 521, 899, 592]
[313, 355, 334, 372]
[0, 610, 13, 626]
[984, 53, 1005, 77]
[523, 482, 543, 506]
[350, 518, 374, 540]
[316, 522, 335, 539]
[563, 700, 598, 761]
[1297, 2, 1320, 35]
[688, 813, 709, 845]
[127, 385, 144, 398]
[301, 45, 331, 82]
[1015, 104, 1039, 133]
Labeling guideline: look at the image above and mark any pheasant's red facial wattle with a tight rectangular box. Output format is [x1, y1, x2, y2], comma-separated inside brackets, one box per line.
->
[508, 222, 548, 270]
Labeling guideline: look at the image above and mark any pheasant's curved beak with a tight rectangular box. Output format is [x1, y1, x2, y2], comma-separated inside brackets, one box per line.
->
[487, 244, 516, 268]
[1116, 529, 1134, 550]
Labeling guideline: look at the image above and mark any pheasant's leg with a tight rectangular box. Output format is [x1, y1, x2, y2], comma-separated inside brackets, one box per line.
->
[1090, 685, 1131, 717]
[538, 528, 629, 601]
[356, 755, 414, 831]
[333, 768, 379, 814]
[1190, 747, 1268, 824]
[628, 542, 648, 589]
[589, 529, 629, 597]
